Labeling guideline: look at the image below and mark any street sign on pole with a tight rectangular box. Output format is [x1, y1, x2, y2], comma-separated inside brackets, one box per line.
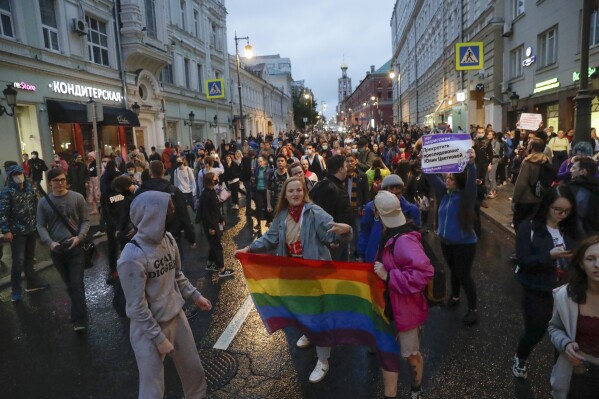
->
[206, 79, 225, 99]
[456, 42, 483, 70]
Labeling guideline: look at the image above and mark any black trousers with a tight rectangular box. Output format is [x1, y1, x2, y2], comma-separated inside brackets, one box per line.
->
[203, 226, 224, 268]
[441, 243, 478, 309]
[516, 288, 553, 360]
[568, 364, 599, 399]
[253, 190, 267, 224]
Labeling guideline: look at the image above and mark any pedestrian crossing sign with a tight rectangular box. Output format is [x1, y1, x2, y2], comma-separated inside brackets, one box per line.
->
[456, 42, 483, 70]
[206, 78, 225, 99]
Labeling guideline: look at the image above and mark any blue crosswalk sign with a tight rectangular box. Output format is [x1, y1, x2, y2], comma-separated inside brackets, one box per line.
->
[456, 42, 483, 70]
[206, 78, 225, 99]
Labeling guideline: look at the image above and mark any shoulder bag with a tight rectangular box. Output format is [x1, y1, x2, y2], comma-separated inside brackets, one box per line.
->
[38, 186, 96, 269]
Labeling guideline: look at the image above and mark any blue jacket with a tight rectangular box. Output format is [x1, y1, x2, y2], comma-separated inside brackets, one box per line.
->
[249, 203, 352, 260]
[0, 165, 38, 235]
[427, 163, 477, 245]
[357, 196, 421, 262]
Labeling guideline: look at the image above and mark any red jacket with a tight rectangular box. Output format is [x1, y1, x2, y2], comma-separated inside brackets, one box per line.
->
[381, 230, 434, 331]
[161, 147, 174, 169]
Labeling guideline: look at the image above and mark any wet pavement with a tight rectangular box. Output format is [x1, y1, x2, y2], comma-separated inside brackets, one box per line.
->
[0, 192, 556, 399]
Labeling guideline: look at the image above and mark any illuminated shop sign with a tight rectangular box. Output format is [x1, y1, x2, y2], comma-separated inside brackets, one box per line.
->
[573, 67, 597, 82]
[48, 81, 122, 102]
[522, 47, 536, 67]
[13, 81, 36, 91]
[533, 78, 559, 94]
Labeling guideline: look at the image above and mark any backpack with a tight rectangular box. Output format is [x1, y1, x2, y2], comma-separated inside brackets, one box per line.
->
[532, 162, 556, 198]
[380, 225, 447, 312]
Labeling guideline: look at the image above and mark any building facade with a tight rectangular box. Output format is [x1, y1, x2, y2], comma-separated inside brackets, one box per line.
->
[340, 62, 394, 129]
[336, 63, 352, 119]
[501, 0, 599, 132]
[390, 0, 505, 131]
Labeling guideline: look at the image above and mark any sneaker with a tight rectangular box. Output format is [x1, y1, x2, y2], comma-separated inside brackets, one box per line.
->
[218, 269, 235, 278]
[309, 360, 329, 383]
[411, 387, 423, 399]
[73, 322, 87, 332]
[25, 282, 50, 293]
[93, 231, 106, 238]
[487, 192, 496, 199]
[184, 306, 198, 320]
[447, 297, 460, 308]
[512, 355, 527, 379]
[11, 290, 22, 302]
[205, 262, 219, 271]
[296, 334, 311, 348]
[463, 309, 478, 325]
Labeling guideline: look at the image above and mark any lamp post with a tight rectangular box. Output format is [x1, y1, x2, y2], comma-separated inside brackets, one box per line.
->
[0, 84, 17, 117]
[184, 111, 195, 147]
[234, 33, 253, 143]
[86, 98, 103, 167]
[131, 102, 141, 116]
[573, 0, 595, 145]
[303, 91, 312, 128]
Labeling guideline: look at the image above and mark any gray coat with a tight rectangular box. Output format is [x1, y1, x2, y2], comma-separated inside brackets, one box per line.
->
[249, 202, 352, 260]
[548, 285, 576, 399]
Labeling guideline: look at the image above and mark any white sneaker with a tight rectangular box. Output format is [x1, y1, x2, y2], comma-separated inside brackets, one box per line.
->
[308, 360, 329, 383]
[296, 334, 311, 348]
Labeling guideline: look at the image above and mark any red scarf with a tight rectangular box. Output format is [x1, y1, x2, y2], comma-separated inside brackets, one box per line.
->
[287, 204, 304, 223]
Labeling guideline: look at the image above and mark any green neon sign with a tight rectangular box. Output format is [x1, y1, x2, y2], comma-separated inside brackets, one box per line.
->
[573, 67, 597, 82]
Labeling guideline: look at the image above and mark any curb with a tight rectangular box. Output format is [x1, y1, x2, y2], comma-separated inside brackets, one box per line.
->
[480, 208, 516, 237]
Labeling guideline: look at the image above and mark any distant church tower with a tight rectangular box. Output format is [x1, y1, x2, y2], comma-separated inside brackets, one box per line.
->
[338, 62, 352, 105]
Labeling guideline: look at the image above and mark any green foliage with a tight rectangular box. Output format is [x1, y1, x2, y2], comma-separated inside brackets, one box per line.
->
[292, 88, 318, 129]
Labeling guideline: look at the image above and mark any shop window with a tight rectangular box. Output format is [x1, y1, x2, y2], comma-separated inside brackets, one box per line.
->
[86, 15, 109, 66]
[144, 0, 156, 39]
[546, 103, 559, 132]
[510, 45, 523, 78]
[591, 10, 599, 47]
[51, 123, 77, 161]
[0, 0, 14, 38]
[538, 27, 557, 68]
[39, 0, 60, 51]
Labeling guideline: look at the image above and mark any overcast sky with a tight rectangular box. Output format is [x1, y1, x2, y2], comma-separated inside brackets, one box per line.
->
[225, 0, 396, 121]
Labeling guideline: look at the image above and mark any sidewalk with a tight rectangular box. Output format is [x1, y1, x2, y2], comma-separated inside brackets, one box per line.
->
[479, 182, 515, 237]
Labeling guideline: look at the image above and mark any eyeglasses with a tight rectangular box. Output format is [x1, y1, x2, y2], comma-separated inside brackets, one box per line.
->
[551, 207, 571, 216]
[51, 178, 67, 184]
[385, 185, 404, 191]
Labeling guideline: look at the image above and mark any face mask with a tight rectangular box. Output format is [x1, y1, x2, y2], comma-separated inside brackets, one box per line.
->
[13, 175, 25, 184]
[128, 169, 135, 175]
[322, 146, 328, 150]
[177, 161, 183, 166]
[351, 149, 358, 154]
[54, 157, 60, 161]
[31, 154, 37, 159]
[305, 149, 312, 155]
[102, 162, 107, 168]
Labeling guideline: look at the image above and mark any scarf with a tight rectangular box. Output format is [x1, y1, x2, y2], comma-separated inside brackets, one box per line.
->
[287, 204, 304, 223]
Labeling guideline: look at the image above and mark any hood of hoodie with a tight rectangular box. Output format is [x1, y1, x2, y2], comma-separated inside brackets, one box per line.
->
[130, 191, 169, 244]
[140, 177, 171, 193]
[524, 152, 550, 164]
[6, 165, 29, 189]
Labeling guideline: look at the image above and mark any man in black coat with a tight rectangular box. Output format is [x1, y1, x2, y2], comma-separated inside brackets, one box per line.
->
[28, 151, 48, 187]
[310, 155, 353, 261]
[67, 153, 89, 198]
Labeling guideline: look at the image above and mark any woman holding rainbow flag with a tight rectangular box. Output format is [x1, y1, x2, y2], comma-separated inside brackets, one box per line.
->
[236, 176, 352, 383]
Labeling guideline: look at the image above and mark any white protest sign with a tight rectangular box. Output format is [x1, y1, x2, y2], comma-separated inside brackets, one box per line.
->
[421, 133, 472, 174]
[518, 113, 543, 131]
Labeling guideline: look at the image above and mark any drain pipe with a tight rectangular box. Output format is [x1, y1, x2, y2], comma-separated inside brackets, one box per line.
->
[113, 0, 128, 108]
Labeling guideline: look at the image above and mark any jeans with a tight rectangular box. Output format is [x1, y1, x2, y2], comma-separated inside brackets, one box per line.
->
[10, 233, 37, 292]
[486, 158, 500, 192]
[516, 288, 553, 360]
[51, 246, 87, 323]
[441, 243, 478, 309]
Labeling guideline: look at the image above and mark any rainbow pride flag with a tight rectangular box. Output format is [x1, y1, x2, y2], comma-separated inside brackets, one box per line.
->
[236, 252, 400, 372]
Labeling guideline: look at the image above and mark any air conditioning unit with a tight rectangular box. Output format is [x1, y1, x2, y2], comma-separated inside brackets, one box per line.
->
[502, 21, 513, 37]
[72, 18, 88, 36]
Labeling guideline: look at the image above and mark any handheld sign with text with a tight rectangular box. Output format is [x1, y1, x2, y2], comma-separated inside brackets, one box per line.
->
[518, 113, 543, 131]
[422, 133, 472, 174]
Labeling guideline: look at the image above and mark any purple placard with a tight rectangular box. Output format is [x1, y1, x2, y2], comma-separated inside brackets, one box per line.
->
[421, 133, 472, 174]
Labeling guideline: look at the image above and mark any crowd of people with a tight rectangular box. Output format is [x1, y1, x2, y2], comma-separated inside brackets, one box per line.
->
[0, 120, 598, 398]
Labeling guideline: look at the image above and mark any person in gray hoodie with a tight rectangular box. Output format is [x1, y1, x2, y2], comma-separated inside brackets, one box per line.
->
[117, 191, 212, 399]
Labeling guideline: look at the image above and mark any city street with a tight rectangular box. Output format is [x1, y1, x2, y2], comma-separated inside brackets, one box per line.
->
[0, 201, 556, 399]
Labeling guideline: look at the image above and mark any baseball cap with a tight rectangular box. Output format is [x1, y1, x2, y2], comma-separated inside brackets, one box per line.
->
[381, 174, 404, 189]
[374, 191, 406, 228]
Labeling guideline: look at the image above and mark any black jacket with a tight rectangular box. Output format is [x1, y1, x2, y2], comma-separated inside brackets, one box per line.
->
[199, 188, 223, 231]
[309, 174, 353, 226]
[67, 162, 89, 197]
[345, 170, 370, 210]
[474, 138, 493, 165]
[240, 156, 254, 181]
[223, 161, 241, 182]
[135, 177, 195, 243]
[568, 175, 599, 234]
[515, 219, 578, 291]
[28, 158, 48, 182]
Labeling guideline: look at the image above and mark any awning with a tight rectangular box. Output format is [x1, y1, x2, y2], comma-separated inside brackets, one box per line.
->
[46, 100, 140, 127]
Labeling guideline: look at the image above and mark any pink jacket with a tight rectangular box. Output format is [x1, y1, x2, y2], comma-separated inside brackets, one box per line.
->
[381, 231, 434, 332]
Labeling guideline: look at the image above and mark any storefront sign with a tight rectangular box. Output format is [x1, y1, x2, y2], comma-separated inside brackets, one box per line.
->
[573, 67, 597, 82]
[533, 78, 559, 94]
[49, 81, 122, 102]
[522, 47, 536, 67]
[518, 113, 543, 131]
[13, 81, 36, 91]
[421, 133, 472, 174]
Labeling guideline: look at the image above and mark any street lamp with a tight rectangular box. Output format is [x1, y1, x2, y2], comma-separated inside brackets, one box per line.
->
[184, 111, 195, 147]
[510, 92, 520, 110]
[86, 98, 104, 166]
[131, 102, 141, 116]
[235, 33, 253, 143]
[0, 84, 17, 117]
